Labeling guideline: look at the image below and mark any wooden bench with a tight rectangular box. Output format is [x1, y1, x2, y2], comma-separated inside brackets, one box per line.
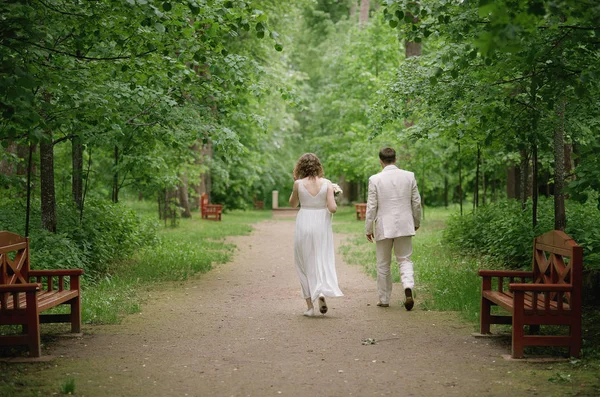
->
[253, 196, 265, 210]
[0, 231, 84, 357]
[478, 230, 582, 358]
[201, 193, 223, 221]
[355, 203, 367, 220]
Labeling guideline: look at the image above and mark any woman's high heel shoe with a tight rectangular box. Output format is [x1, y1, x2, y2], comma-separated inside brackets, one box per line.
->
[318, 296, 328, 314]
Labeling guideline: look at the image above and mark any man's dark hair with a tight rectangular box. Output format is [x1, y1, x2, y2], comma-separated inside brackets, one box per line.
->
[379, 147, 396, 164]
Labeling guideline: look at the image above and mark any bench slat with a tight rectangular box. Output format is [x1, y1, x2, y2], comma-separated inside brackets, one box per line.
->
[3, 290, 79, 311]
[482, 291, 571, 314]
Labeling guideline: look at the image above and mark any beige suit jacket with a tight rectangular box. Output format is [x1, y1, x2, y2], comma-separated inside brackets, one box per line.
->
[364, 165, 422, 241]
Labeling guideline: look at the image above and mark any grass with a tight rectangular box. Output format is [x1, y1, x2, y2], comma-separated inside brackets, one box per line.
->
[79, 204, 272, 325]
[335, 205, 481, 322]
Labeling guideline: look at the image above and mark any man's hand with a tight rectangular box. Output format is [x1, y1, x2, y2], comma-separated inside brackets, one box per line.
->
[366, 234, 374, 243]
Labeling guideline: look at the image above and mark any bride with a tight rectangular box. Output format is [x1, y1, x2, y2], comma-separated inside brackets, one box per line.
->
[289, 153, 343, 316]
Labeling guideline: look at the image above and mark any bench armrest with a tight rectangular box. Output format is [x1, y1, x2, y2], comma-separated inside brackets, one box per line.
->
[29, 269, 84, 277]
[509, 283, 573, 292]
[0, 283, 40, 293]
[478, 270, 533, 278]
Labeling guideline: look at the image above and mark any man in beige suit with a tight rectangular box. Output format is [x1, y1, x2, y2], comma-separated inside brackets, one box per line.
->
[365, 147, 421, 311]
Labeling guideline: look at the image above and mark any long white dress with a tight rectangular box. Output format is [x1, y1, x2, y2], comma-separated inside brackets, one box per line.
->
[294, 179, 344, 302]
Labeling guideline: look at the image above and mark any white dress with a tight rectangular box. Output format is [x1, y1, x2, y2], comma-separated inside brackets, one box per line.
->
[294, 179, 344, 302]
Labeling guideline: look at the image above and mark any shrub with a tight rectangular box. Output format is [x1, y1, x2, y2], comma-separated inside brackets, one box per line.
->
[443, 198, 600, 270]
[0, 198, 158, 279]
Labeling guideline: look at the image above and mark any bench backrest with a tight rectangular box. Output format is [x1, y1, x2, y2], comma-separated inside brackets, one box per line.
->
[532, 230, 583, 307]
[201, 193, 209, 211]
[1, 231, 31, 310]
[0, 231, 30, 286]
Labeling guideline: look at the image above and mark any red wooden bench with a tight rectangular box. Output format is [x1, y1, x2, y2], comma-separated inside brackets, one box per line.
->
[0, 231, 84, 357]
[253, 196, 265, 210]
[201, 193, 223, 221]
[478, 230, 582, 358]
[355, 203, 367, 220]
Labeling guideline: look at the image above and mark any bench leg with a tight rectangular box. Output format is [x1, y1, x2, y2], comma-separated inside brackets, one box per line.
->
[71, 296, 82, 333]
[570, 321, 582, 358]
[25, 292, 41, 358]
[512, 293, 525, 359]
[480, 297, 492, 334]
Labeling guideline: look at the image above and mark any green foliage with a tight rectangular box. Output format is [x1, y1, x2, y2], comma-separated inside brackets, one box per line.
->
[444, 198, 600, 270]
[60, 378, 76, 395]
[0, 198, 157, 278]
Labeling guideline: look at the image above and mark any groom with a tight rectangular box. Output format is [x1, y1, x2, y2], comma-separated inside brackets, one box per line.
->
[365, 147, 422, 311]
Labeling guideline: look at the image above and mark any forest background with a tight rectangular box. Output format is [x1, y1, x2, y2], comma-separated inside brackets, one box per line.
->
[1, 0, 600, 344]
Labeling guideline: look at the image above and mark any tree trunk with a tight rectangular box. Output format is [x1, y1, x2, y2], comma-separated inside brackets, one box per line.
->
[25, 143, 33, 237]
[112, 145, 119, 203]
[40, 132, 57, 233]
[458, 142, 463, 216]
[554, 100, 566, 231]
[481, 154, 486, 206]
[72, 136, 83, 209]
[350, 1, 357, 18]
[443, 172, 449, 208]
[474, 144, 480, 210]
[178, 173, 192, 218]
[506, 165, 518, 199]
[404, 13, 421, 127]
[519, 150, 529, 209]
[359, 0, 369, 26]
[532, 142, 538, 228]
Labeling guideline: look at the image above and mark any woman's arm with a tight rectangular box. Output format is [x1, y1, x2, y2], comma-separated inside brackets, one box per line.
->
[326, 181, 337, 213]
[289, 180, 300, 208]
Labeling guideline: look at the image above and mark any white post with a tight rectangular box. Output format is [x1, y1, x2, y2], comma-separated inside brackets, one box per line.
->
[272, 190, 279, 209]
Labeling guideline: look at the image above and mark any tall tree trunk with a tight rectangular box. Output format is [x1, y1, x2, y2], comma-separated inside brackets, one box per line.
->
[532, 142, 538, 228]
[112, 146, 119, 203]
[40, 132, 57, 232]
[443, 172, 449, 208]
[404, 12, 421, 127]
[482, 155, 486, 206]
[0, 141, 17, 180]
[350, 1, 357, 18]
[178, 173, 192, 218]
[474, 144, 480, 210]
[506, 165, 518, 199]
[554, 100, 566, 231]
[72, 136, 83, 210]
[405, 10, 422, 58]
[359, 0, 369, 26]
[519, 150, 529, 209]
[458, 142, 463, 216]
[25, 142, 33, 237]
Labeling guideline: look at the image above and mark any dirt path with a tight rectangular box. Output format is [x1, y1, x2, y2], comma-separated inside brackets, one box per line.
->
[26, 220, 580, 396]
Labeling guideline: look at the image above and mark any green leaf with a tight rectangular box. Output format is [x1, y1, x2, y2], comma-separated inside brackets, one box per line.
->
[256, 31, 264, 39]
[162, 2, 172, 11]
[275, 44, 283, 52]
[389, 19, 398, 28]
[256, 22, 264, 32]
[395, 10, 404, 20]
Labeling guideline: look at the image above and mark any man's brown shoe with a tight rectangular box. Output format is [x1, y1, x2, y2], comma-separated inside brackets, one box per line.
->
[376, 301, 389, 307]
[404, 288, 414, 311]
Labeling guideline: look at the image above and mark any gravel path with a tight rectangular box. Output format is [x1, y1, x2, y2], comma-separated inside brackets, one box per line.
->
[35, 219, 579, 396]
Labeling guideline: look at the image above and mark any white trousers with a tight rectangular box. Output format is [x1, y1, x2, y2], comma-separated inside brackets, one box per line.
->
[375, 236, 414, 305]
